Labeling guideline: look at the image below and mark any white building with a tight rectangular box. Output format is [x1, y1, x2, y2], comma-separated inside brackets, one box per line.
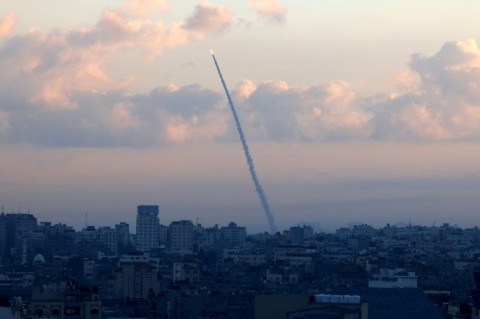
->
[136, 205, 159, 252]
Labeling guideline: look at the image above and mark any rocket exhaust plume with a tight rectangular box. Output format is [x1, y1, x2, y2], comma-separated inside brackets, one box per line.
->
[211, 50, 277, 234]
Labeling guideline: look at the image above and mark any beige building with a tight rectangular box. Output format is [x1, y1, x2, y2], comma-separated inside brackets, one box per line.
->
[30, 281, 101, 319]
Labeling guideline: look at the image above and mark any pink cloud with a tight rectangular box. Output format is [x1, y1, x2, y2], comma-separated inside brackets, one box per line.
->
[0, 12, 14, 37]
[234, 80, 257, 99]
[377, 38, 480, 140]
[394, 104, 453, 140]
[183, 2, 233, 33]
[0, 1, 234, 110]
[249, 0, 287, 22]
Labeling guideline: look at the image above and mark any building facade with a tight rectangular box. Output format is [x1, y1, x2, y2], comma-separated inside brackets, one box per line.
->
[136, 205, 160, 252]
[168, 220, 194, 254]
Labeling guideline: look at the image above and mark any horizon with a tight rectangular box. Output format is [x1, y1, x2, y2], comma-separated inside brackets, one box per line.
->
[2, 204, 472, 235]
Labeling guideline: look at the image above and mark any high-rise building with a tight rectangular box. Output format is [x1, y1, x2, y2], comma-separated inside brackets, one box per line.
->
[136, 205, 159, 252]
[168, 220, 194, 254]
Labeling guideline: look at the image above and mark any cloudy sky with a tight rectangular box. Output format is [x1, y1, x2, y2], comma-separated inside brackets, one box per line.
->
[1, 0, 480, 232]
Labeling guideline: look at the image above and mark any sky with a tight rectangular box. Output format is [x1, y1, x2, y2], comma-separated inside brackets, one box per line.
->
[1, 0, 480, 233]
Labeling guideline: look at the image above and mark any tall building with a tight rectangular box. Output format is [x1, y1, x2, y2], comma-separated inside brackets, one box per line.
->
[115, 222, 130, 255]
[136, 205, 159, 252]
[220, 222, 247, 248]
[3, 213, 38, 263]
[97, 226, 117, 255]
[168, 220, 194, 254]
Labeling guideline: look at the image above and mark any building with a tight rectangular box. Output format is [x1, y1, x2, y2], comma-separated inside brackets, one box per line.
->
[255, 294, 367, 319]
[220, 222, 247, 247]
[2, 213, 38, 263]
[223, 248, 266, 266]
[471, 271, 480, 319]
[45, 223, 76, 256]
[284, 225, 314, 244]
[97, 227, 116, 255]
[112, 262, 161, 299]
[136, 205, 159, 252]
[172, 262, 200, 283]
[256, 288, 443, 319]
[76, 226, 99, 258]
[168, 220, 194, 254]
[368, 268, 418, 288]
[30, 280, 101, 319]
[114, 222, 130, 254]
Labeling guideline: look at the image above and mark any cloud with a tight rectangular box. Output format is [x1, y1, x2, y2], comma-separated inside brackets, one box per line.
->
[0, 83, 228, 147]
[0, 0, 233, 111]
[2, 9, 480, 149]
[0, 12, 14, 37]
[0, 1, 235, 147]
[373, 38, 480, 141]
[248, 0, 287, 22]
[235, 80, 371, 141]
[183, 2, 233, 33]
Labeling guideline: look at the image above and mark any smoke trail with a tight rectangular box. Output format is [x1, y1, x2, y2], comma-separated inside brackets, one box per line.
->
[211, 50, 277, 234]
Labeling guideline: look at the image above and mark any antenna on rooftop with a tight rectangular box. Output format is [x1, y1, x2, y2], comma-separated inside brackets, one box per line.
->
[85, 212, 88, 228]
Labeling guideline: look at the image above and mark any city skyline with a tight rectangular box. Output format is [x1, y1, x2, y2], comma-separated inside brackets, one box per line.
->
[1, 1, 480, 232]
[0, 204, 474, 235]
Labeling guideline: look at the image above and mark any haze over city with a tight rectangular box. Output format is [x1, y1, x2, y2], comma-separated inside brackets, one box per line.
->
[1, 0, 480, 232]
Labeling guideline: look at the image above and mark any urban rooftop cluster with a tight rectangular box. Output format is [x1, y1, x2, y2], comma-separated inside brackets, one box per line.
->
[1, 205, 480, 318]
